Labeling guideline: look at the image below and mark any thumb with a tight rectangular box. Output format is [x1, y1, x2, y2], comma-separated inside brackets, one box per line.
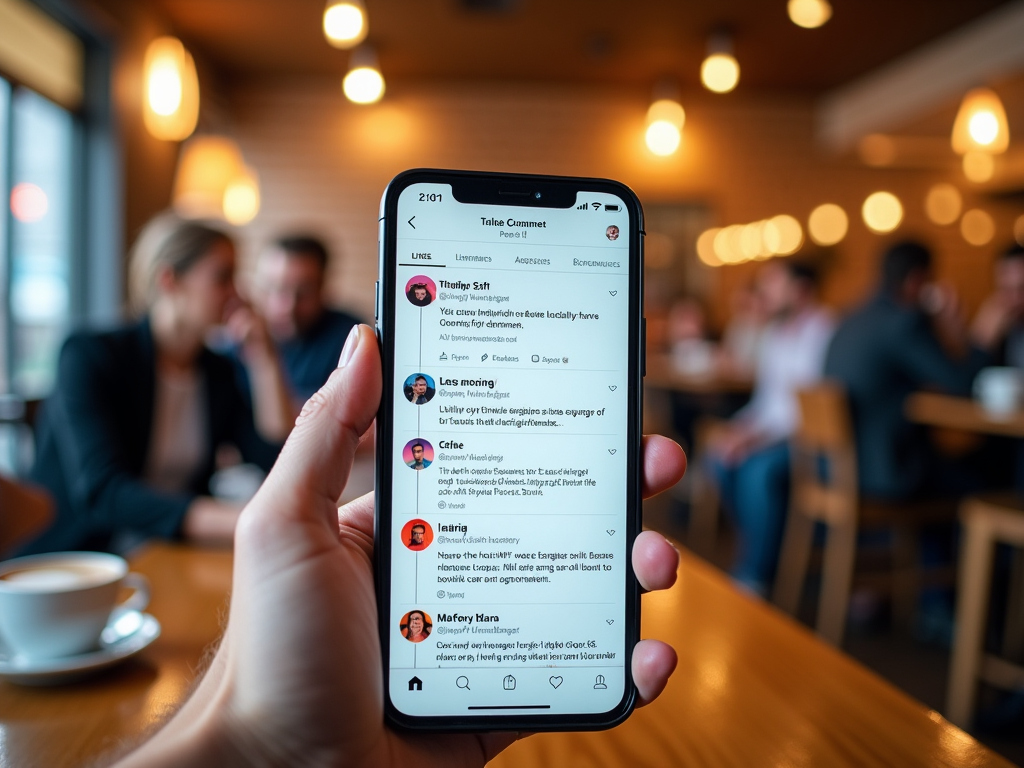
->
[259, 324, 381, 514]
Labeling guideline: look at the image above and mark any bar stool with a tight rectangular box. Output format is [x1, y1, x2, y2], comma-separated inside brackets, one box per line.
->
[773, 384, 956, 646]
[946, 493, 1024, 728]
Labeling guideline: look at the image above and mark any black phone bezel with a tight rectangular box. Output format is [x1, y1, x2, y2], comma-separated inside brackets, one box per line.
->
[374, 168, 644, 733]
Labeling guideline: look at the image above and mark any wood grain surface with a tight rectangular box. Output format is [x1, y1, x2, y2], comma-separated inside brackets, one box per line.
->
[906, 392, 1024, 438]
[0, 543, 1011, 768]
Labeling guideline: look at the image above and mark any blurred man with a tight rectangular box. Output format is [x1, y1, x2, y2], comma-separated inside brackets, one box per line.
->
[824, 241, 1004, 501]
[708, 260, 834, 595]
[976, 243, 1024, 368]
[252, 236, 362, 405]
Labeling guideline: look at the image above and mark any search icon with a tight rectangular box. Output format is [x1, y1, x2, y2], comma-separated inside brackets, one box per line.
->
[456, 675, 471, 691]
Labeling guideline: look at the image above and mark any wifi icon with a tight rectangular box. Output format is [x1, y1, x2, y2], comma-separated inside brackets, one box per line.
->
[592, 202, 603, 211]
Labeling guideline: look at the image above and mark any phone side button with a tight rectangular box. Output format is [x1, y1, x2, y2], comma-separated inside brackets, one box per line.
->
[641, 317, 647, 378]
[375, 280, 381, 321]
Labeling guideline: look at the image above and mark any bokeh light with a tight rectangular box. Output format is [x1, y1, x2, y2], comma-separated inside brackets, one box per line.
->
[808, 203, 848, 246]
[10, 182, 48, 223]
[223, 168, 260, 225]
[788, 0, 832, 28]
[343, 66, 385, 104]
[143, 37, 199, 141]
[960, 209, 995, 246]
[962, 151, 994, 183]
[323, 1, 367, 48]
[646, 121, 681, 156]
[764, 214, 803, 255]
[701, 54, 740, 94]
[696, 228, 722, 267]
[924, 183, 962, 225]
[862, 191, 903, 234]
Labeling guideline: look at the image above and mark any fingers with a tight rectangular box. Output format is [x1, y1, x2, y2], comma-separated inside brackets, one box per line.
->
[632, 530, 679, 592]
[641, 435, 686, 500]
[260, 325, 382, 515]
[632, 639, 678, 708]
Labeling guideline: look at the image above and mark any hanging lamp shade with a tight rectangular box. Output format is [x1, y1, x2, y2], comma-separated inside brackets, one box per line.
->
[951, 87, 1010, 155]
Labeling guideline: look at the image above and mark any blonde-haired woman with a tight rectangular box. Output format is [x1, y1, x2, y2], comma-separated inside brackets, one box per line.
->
[23, 213, 293, 553]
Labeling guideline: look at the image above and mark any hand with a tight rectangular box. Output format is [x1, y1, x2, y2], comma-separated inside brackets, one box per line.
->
[225, 304, 276, 367]
[971, 293, 1016, 351]
[708, 424, 759, 466]
[118, 325, 687, 768]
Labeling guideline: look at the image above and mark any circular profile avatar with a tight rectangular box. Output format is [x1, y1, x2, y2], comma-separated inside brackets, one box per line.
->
[401, 519, 433, 552]
[405, 276, 436, 307]
[404, 373, 436, 405]
[605, 224, 620, 241]
[403, 439, 433, 470]
[400, 609, 432, 643]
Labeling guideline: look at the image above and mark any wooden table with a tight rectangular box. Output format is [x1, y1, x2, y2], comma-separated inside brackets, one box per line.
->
[0, 544, 1011, 768]
[906, 392, 1024, 438]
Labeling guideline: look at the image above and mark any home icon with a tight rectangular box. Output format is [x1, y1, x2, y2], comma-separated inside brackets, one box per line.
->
[408, 676, 423, 691]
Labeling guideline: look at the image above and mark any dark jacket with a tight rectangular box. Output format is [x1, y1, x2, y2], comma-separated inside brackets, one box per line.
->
[823, 293, 991, 500]
[22, 319, 280, 554]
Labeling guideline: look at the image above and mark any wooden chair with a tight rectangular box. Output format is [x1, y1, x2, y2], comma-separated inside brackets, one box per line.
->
[0, 474, 54, 558]
[946, 493, 1024, 728]
[773, 384, 956, 646]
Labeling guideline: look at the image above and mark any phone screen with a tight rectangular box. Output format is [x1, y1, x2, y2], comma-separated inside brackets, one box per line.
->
[381, 177, 637, 722]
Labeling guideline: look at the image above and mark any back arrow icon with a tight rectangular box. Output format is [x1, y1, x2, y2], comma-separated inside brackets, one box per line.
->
[408, 216, 416, 229]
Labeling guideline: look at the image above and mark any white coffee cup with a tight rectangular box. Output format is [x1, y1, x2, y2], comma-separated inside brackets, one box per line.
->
[974, 367, 1024, 419]
[0, 552, 149, 661]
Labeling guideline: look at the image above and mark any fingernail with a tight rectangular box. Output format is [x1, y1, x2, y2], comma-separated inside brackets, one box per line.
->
[338, 325, 360, 368]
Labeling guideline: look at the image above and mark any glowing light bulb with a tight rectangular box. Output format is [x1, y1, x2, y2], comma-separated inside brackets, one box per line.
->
[645, 97, 684, 156]
[862, 191, 903, 234]
[788, 0, 832, 29]
[696, 228, 722, 267]
[343, 46, 385, 104]
[323, 1, 367, 48]
[701, 53, 739, 94]
[223, 167, 260, 225]
[952, 87, 1009, 154]
[807, 203, 848, 246]
[143, 37, 199, 141]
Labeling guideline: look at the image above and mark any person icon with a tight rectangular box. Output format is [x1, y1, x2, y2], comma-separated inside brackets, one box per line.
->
[401, 519, 433, 551]
[400, 610, 432, 643]
[606, 225, 620, 242]
[403, 439, 433, 470]
[403, 373, 435, 405]
[593, 674, 608, 689]
[405, 276, 436, 307]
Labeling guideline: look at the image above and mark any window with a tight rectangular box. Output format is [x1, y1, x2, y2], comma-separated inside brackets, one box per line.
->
[0, 0, 118, 400]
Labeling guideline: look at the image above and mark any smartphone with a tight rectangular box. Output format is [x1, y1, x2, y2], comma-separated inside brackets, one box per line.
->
[374, 169, 644, 732]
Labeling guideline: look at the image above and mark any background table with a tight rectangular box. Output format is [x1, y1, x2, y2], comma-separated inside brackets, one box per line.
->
[906, 392, 1024, 438]
[0, 543, 1011, 768]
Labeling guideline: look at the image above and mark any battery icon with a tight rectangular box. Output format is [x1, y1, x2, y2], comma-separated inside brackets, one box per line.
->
[605, 204, 620, 212]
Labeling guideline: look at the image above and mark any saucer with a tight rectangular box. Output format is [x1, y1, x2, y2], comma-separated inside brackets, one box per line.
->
[0, 610, 161, 686]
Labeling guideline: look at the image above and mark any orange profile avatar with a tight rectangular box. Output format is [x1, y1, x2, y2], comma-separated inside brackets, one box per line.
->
[401, 519, 433, 552]
[400, 610, 432, 643]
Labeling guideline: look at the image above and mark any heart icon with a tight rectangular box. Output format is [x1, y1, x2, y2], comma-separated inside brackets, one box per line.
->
[608, 449, 617, 455]
[606, 529, 615, 536]
[549, 676, 563, 689]
[606, 619, 614, 625]
[609, 290, 618, 296]
[608, 385, 617, 391]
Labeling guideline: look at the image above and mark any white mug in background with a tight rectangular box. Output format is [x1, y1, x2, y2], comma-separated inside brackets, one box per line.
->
[0, 552, 149, 661]
[974, 367, 1024, 418]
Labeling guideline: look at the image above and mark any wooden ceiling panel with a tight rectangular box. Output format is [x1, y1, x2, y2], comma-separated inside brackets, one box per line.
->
[152, 0, 1012, 91]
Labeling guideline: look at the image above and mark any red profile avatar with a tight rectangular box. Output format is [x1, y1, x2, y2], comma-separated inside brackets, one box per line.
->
[401, 519, 433, 552]
[400, 610, 432, 643]
[405, 276, 437, 307]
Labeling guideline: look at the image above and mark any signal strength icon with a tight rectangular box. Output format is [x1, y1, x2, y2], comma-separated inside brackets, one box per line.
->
[592, 202, 603, 211]
[576, 202, 588, 210]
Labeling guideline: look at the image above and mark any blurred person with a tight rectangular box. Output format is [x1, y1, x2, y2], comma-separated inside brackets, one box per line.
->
[22, 214, 292, 555]
[251, 235, 362, 405]
[707, 260, 834, 595]
[718, 282, 766, 377]
[974, 243, 1024, 368]
[113, 325, 685, 768]
[824, 241, 1006, 501]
